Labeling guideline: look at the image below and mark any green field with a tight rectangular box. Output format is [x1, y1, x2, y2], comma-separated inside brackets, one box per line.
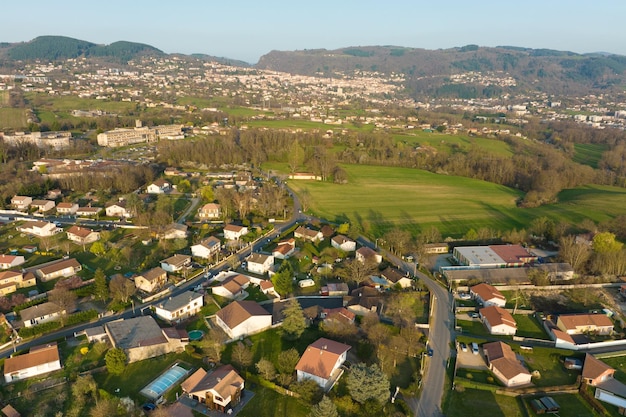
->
[0, 91, 8, 106]
[394, 131, 514, 157]
[0, 108, 28, 129]
[446, 388, 524, 417]
[574, 143, 607, 168]
[283, 164, 626, 238]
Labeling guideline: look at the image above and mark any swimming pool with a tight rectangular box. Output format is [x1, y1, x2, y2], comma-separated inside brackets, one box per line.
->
[140, 364, 189, 400]
[188, 330, 204, 341]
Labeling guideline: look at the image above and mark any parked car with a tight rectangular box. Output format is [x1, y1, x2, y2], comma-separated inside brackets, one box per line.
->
[142, 403, 156, 412]
[471, 342, 479, 355]
[468, 312, 479, 319]
[427, 347, 434, 357]
[459, 292, 471, 300]
[459, 342, 467, 352]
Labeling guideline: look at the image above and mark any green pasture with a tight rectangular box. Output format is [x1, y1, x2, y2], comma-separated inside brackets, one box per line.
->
[574, 143, 607, 168]
[282, 163, 626, 238]
[0, 91, 8, 106]
[26, 93, 138, 114]
[393, 131, 514, 157]
[0, 108, 28, 129]
[446, 388, 524, 417]
[247, 118, 375, 132]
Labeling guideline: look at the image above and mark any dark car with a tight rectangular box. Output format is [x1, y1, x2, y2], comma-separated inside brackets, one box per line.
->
[142, 403, 156, 412]
[427, 347, 434, 357]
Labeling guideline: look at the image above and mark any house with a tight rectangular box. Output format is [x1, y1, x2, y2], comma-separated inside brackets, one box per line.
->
[46, 189, 62, 200]
[258, 280, 277, 297]
[355, 247, 382, 264]
[147, 179, 171, 194]
[104, 316, 188, 363]
[83, 326, 109, 343]
[154, 291, 204, 323]
[380, 267, 412, 289]
[295, 337, 351, 391]
[0, 255, 25, 270]
[105, 201, 132, 218]
[321, 307, 355, 325]
[16, 221, 59, 237]
[76, 207, 102, 217]
[294, 226, 323, 242]
[160, 223, 188, 240]
[191, 236, 221, 259]
[198, 203, 221, 219]
[0, 271, 36, 296]
[272, 238, 295, 259]
[20, 302, 64, 328]
[320, 283, 349, 296]
[3, 343, 61, 383]
[160, 254, 191, 273]
[346, 286, 381, 315]
[223, 224, 248, 241]
[56, 202, 78, 215]
[556, 313, 614, 335]
[483, 341, 532, 387]
[246, 253, 274, 275]
[583, 353, 615, 385]
[470, 283, 506, 307]
[1, 404, 21, 417]
[30, 200, 55, 213]
[181, 365, 244, 412]
[479, 306, 517, 335]
[212, 274, 250, 299]
[135, 267, 168, 293]
[331, 235, 356, 252]
[32, 258, 82, 282]
[66, 226, 100, 245]
[11, 196, 32, 211]
[320, 225, 335, 239]
[423, 243, 449, 254]
[215, 300, 272, 339]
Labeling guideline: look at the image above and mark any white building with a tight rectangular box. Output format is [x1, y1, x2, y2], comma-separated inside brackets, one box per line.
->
[295, 338, 351, 391]
[215, 300, 272, 339]
[246, 253, 274, 275]
[3, 343, 62, 383]
[154, 291, 204, 323]
[191, 236, 221, 259]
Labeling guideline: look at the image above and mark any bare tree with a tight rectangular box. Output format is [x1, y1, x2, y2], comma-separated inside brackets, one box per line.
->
[109, 275, 136, 303]
[48, 287, 77, 322]
[341, 258, 376, 285]
[559, 235, 591, 273]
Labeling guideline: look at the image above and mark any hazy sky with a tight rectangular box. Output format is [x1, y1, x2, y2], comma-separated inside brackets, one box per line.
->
[2, 0, 625, 63]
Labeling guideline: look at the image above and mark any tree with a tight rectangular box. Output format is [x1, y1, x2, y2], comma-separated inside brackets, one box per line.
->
[256, 358, 276, 381]
[341, 258, 376, 285]
[400, 326, 423, 358]
[384, 228, 411, 255]
[93, 269, 109, 302]
[288, 140, 305, 173]
[125, 192, 143, 217]
[201, 328, 227, 362]
[384, 293, 417, 327]
[90, 241, 106, 256]
[291, 378, 323, 404]
[89, 398, 118, 417]
[593, 232, 623, 254]
[310, 396, 339, 417]
[320, 317, 358, 339]
[105, 348, 127, 375]
[281, 298, 307, 340]
[272, 262, 293, 297]
[419, 226, 442, 244]
[48, 287, 76, 323]
[231, 342, 253, 371]
[72, 374, 98, 408]
[346, 363, 390, 405]
[276, 347, 300, 386]
[109, 275, 135, 304]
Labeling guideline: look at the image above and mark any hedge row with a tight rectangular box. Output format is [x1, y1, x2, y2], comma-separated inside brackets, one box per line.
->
[18, 320, 62, 338]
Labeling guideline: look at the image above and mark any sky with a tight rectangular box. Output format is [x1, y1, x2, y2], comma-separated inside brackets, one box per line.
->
[2, 0, 625, 64]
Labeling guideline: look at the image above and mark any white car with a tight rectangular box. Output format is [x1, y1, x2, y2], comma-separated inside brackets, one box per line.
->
[459, 293, 471, 300]
[471, 342, 479, 355]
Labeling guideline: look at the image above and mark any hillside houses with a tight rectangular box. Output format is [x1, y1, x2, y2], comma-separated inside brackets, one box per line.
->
[3, 343, 62, 383]
[191, 236, 221, 259]
[135, 267, 168, 293]
[16, 221, 60, 237]
[295, 338, 351, 391]
[66, 226, 100, 246]
[483, 341, 531, 387]
[215, 300, 272, 339]
[470, 283, 506, 307]
[0, 271, 36, 296]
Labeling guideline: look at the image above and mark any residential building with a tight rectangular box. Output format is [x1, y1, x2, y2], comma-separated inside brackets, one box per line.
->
[223, 224, 248, 241]
[483, 341, 532, 387]
[1, 130, 71, 150]
[56, 202, 78, 215]
[346, 287, 381, 315]
[147, 179, 171, 194]
[105, 201, 132, 218]
[104, 316, 188, 363]
[215, 300, 272, 339]
[16, 221, 59, 237]
[0, 255, 25, 270]
[556, 313, 614, 335]
[20, 302, 64, 327]
[321, 307, 356, 325]
[154, 291, 204, 323]
[355, 247, 382, 264]
[3, 343, 62, 383]
[181, 365, 244, 412]
[30, 200, 55, 213]
[160, 223, 188, 240]
[294, 226, 323, 242]
[212, 274, 250, 299]
[11, 196, 32, 211]
[0, 271, 36, 296]
[479, 306, 517, 335]
[1, 404, 21, 417]
[583, 353, 615, 385]
[331, 235, 356, 252]
[32, 258, 82, 282]
[272, 238, 295, 259]
[160, 254, 191, 273]
[135, 267, 168, 293]
[191, 236, 221, 259]
[320, 283, 349, 296]
[198, 203, 221, 219]
[295, 338, 351, 391]
[470, 283, 506, 307]
[76, 207, 102, 217]
[423, 243, 449, 254]
[97, 122, 184, 147]
[380, 267, 412, 289]
[246, 253, 274, 275]
[66, 226, 100, 245]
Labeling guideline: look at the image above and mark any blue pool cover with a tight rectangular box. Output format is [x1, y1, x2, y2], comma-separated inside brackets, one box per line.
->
[140, 364, 188, 400]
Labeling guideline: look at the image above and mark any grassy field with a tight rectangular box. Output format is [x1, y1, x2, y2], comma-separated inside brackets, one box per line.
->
[393, 131, 514, 157]
[574, 143, 607, 169]
[523, 393, 600, 417]
[446, 388, 524, 417]
[280, 163, 626, 238]
[513, 314, 548, 339]
[0, 107, 28, 129]
[0, 91, 8, 106]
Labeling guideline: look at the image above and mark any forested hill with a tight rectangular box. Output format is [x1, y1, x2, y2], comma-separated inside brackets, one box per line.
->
[256, 45, 626, 98]
[1, 36, 163, 62]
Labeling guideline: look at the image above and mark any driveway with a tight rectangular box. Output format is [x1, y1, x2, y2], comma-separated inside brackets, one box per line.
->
[455, 346, 488, 370]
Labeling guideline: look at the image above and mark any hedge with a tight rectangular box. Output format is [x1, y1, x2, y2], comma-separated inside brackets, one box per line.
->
[66, 309, 98, 326]
[18, 320, 62, 338]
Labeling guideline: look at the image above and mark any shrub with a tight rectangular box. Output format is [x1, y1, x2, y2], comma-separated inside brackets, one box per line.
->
[18, 320, 62, 338]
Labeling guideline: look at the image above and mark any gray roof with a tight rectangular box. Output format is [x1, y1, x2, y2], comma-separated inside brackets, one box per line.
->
[157, 291, 203, 313]
[20, 302, 62, 322]
[105, 316, 167, 349]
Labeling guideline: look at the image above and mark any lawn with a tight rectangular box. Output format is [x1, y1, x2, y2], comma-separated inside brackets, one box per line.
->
[598, 355, 626, 385]
[237, 384, 310, 417]
[523, 393, 599, 417]
[456, 319, 493, 337]
[513, 314, 548, 339]
[446, 388, 524, 417]
[574, 143, 607, 169]
[281, 163, 626, 238]
[393, 131, 514, 157]
[0, 108, 28, 129]
[517, 346, 579, 387]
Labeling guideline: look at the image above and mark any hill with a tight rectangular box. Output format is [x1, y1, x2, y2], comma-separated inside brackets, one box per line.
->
[4, 36, 163, 62]
[256, 45, 626, 98]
